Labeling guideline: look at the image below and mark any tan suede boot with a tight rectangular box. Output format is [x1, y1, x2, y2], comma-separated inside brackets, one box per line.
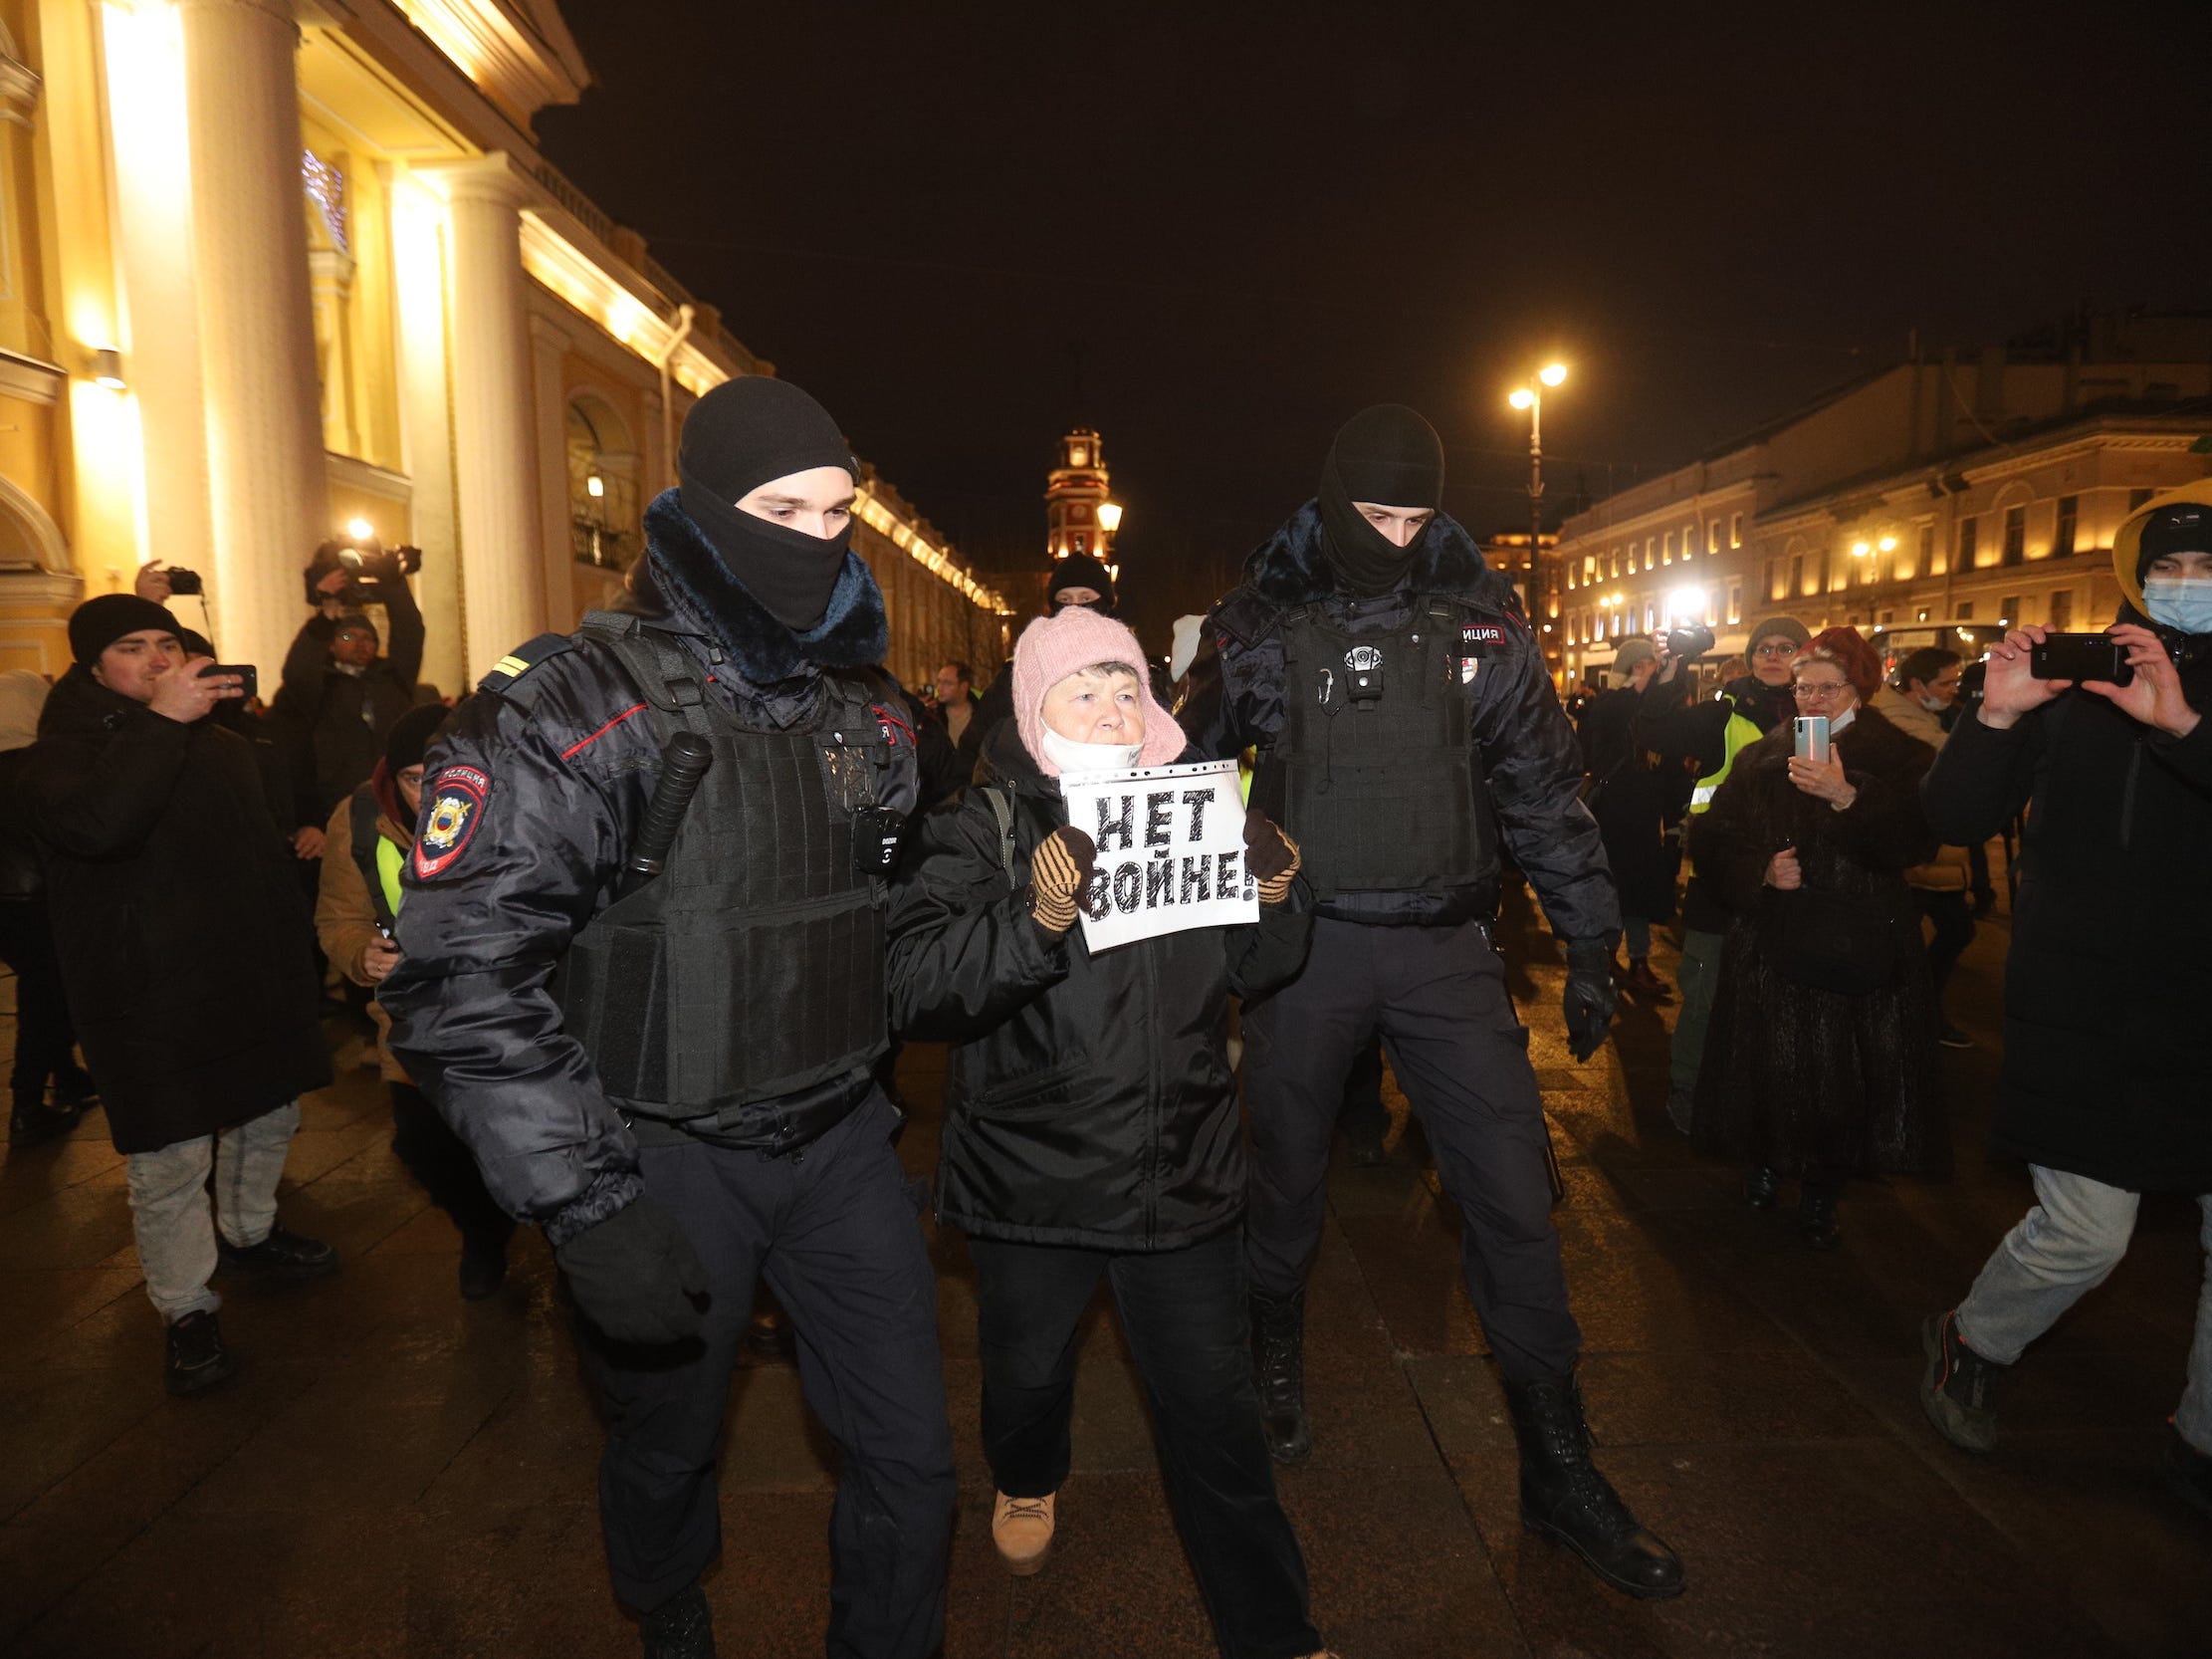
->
[991, 1491, 1056, 1575]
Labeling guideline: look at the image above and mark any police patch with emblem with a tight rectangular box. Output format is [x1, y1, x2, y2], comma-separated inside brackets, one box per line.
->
[413, 765, 490, 879]
[1459, 622, 1506, 682]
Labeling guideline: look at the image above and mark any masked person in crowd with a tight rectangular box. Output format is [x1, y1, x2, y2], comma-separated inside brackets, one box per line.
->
[1578, 636, 1675, 998]
[19, 596, 336, 1394]
[1184, 404, 1682, 1600]
[383, 378, 955, 1659]
[1872, 648, 1977, 1048]
[273, 552, 427, 828]
[316, 700, 512, 1300]
[1686, 627, 1948, 1248]
[970, 553, 1165, 763]
[1919, 489, 2212, 1523]
[888, 605, 1333, 1658]
[1635, 614, 1810, 1130]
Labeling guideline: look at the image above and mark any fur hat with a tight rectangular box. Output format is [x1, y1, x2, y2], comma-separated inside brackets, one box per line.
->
[1010, 607, 1185, 778]
[1799, 625, 1883, 701]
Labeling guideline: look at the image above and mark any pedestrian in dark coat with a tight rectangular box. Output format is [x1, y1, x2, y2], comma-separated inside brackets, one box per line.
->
[20, 595, 335, 1398]
[887, 603, 1328, 1657]
[1579, 637, 1675, 996]
[1688, 626, 1946, 1248]
[271, 561, 426, 824]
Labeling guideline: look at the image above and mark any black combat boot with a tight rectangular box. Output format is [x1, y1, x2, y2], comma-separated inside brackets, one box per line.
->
[9, 1089, 79, 1147]
[640, 1581, 715, 1659]
[1249, 1287, 1312, 1466]
[1504, 1369, 1684, 1599]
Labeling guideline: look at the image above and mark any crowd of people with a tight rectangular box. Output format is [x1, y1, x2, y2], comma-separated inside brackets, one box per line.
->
[1, 376, 2207, 1659]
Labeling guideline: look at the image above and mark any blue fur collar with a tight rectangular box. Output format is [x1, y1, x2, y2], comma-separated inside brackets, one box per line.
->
[638, 488, 889, 683]
[1243, 501, 1507, 608]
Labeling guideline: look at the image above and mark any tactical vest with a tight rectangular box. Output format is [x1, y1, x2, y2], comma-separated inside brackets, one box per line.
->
[553, 618, 892, 1126]
[1250, 599, 1485, 898]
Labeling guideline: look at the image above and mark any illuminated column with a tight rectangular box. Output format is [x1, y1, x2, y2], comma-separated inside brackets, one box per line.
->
[432, 154, 544, 676]
[176, 0, 328, 670]
[530, 313, 575, 630]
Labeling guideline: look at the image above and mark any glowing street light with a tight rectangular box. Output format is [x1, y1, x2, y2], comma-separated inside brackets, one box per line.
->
[1096, 500, 1124, 536]
[1539, 361, 1568, 387]
[1506, 362, 1569, 614]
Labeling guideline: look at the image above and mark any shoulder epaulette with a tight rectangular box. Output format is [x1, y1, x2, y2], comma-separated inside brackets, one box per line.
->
[476, 633, 574, 694]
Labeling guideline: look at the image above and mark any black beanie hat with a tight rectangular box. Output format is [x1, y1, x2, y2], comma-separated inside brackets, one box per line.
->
[70, 593, 182, 668]
[384, 700, 450, 774]
[678, 377, 855, 526]
[1047, 553, 1118, 614]
[1326, 404, 1444, 510]
[2138, 502, 2212, 582]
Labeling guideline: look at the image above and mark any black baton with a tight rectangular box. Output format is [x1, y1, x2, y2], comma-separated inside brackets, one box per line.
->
[619, 733, 715, 898]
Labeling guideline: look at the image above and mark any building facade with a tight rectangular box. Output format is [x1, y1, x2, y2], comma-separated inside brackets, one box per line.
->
[1, 0, 1004, 690]
[1543, 315, 2212, 687]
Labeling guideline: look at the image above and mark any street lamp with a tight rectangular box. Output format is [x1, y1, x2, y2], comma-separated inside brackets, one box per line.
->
[1507, 363, 1568, 611]
[1096, 500, 1123, 536]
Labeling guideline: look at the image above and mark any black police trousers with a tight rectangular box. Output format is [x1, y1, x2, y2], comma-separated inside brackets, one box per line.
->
[585, 1091, 956, 1656]
[1242, 917, 1581, 1382]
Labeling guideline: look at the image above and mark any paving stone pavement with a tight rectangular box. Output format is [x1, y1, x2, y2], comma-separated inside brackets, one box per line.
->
[1, 888, 2206, 1658]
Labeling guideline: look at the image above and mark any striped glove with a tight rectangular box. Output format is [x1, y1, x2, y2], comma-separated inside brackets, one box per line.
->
[1242, 810, 1301, 905]
[1028, 826, 1098, 935]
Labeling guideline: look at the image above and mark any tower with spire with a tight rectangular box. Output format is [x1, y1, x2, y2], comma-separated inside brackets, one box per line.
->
[1044, 428, 1118, 568]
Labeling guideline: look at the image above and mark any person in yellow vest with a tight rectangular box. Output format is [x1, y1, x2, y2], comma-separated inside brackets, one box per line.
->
[316, 699, 513, 1299]
[1634, 614, 1809, 1130]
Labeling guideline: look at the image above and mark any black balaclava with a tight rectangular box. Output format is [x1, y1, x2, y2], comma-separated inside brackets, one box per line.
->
[1047, 552, 1118, 616]
[677, 377, 858, 632]
[1317, 403, 1445, 596]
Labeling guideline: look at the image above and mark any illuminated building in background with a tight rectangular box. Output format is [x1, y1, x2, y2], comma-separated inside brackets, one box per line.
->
[0, 0, 1003, 686]
[1543, 315, 2212, 689]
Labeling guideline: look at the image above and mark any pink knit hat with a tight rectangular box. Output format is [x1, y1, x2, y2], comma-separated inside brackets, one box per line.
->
[1011, 607, 1186, 777]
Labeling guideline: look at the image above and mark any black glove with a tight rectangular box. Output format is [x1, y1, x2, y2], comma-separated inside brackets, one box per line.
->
[1562, 938, 1619, 1064]
[554, 1196, 710, 1345]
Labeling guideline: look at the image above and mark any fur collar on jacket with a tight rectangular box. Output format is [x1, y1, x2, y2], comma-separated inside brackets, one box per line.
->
[1241, 501, 1512, 609]
[630, 488, 889, 684]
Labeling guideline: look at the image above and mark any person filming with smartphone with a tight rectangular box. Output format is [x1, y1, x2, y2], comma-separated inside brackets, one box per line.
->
[17, 594, 336, 1398]
[1917, 488, 2212, 1521]
[1684, 625, 1947, 1250]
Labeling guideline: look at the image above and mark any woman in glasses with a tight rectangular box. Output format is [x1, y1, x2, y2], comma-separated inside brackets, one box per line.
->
[1685, 626, 1949, 1248]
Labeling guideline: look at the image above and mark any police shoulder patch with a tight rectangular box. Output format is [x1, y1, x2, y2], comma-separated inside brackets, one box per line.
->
[413, 764, 490, 879]
[476, 633, 573, 694]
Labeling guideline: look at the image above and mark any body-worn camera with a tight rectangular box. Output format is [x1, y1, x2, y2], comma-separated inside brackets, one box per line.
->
[304, 538, 424, 608]
[2029, 632, 2134, 687]
[1666, 623, 1715, 661]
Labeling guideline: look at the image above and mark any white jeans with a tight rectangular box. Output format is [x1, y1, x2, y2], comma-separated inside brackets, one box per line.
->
[122, 1101, 300, 1323]
[1957, 1163, 2212, 1454]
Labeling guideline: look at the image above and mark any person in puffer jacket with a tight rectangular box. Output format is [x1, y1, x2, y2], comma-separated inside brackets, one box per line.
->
[887, 604, 1333, 1659]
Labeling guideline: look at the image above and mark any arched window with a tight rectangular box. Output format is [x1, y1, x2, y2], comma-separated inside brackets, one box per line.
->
[568, 395, 640, 570]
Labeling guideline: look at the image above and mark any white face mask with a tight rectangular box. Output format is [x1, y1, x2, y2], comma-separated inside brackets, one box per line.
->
[1041, 725, 1142, 777]
[1917, 693, 1946, 713]
[1828, 706, 1857, 736]
[2143, 576, 2212, 636]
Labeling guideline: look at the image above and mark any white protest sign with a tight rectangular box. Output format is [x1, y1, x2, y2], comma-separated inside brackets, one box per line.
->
[1058, 758, 1258, 952]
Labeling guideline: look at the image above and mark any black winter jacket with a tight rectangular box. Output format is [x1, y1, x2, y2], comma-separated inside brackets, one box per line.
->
[1636, 669, 1798, 933]
[1922, 653, 2212, 1193]
[1579, 684, 1675, 925]
[19, 668, 331, 1152]
[271, 579, 427, 823]
[383, 492, 917, 1245]
[888, 722, 1312, 1250]
[1184, 504, 1618, 940]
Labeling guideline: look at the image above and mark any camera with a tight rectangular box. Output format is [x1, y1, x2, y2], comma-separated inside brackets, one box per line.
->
[1666, 623, 1715, 662]
[305, 535, 424, 609]
[165, 568, 204, 595]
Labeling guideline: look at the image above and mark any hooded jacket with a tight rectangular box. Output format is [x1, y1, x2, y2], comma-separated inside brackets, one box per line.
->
[18, 667, 332, 1152]
[1185, 503, 1617, 938]
[886, 720, 1311, 1249]
[1921, 482, 2212, 1192]
[382, 490, 917, 1243]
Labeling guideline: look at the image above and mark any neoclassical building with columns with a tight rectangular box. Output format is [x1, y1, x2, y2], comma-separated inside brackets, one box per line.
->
[1, 0, 1005, 692]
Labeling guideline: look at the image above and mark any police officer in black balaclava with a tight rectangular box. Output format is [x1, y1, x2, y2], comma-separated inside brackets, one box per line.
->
[384, 377, 956, 1659]
[1183, 404, 1683, 1601]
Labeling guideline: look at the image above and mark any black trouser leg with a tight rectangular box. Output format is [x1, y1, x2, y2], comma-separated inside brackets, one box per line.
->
[387, 1081, 511, 1247]
[761, 1095, 956, 1659]
[1337, 1038, 1388, 1146]
[970, 1237, 1106, 1498]
[1109, 1233, 1321, 1659]
[1913, 890, 1974, 1008]
[0, 899, 78, 1095]
[1240, 925, 1378, 1299]
[1374, 921, 1582, 1383]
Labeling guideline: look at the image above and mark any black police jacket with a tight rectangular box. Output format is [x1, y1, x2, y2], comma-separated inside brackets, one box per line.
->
[887, 721, 1312, 1250]
[383, 492, 918, 1244]
[1184, 503, 1619, 940]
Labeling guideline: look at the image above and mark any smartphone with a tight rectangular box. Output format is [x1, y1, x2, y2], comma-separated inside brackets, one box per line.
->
[2030, 632, 2134, 687]
[204, 663, 258, 700]
[1793, 715, 1831, 765]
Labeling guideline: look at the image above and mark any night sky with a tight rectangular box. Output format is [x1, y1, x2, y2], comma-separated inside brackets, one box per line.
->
[538, 1, 2212, 646]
